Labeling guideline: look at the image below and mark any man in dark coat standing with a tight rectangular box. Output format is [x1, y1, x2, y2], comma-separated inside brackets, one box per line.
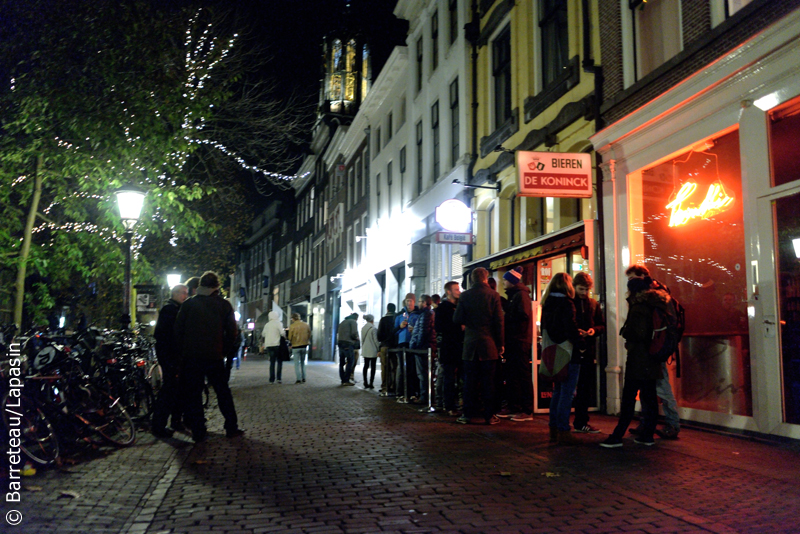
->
[500, 266, 535, 421]
[453, 268, 505, 425]
[571, 271, 605, 433]
[337, 312, 360, 386]
[174, 271, 244, 442]
[376, 303, 397, 396]
[151, 283, 189, 437]
[435, 281, 464, 415]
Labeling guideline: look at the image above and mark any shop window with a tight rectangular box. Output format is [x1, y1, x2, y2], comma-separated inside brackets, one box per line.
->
[769, 96, 800, 188]
[627, 129, 752, 417]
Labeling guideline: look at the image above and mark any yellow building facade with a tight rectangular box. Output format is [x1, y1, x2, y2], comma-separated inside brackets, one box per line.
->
[464, 0, 602, 412]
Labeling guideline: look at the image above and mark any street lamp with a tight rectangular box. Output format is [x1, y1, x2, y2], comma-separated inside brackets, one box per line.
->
[115, 184, 146, 329]
[166, 272, 182, 289]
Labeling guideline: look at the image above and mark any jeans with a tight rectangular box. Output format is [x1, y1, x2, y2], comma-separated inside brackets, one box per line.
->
[441, 362, 460, 412]
[363, 357, 377, 386]
[181, 359, 239, 436]
[292, 346, 306, 381]
[463, 359, 497, 421]
[505, 341, 533, 414]
[268, 346, 282, 383]
[415, 352, 430, 404]
[611, 377, 658, 440]
[573, 360, 597, 429]
[338, 343, 355, 383]
[641, 362, 680, 430]
[549, 363, 581, 432]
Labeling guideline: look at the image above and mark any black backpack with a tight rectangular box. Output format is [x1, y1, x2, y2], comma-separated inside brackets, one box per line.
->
[648, 295, 685, 362]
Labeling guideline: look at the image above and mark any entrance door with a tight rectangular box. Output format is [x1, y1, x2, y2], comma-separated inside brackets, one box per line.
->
[765, 190, 800, 426]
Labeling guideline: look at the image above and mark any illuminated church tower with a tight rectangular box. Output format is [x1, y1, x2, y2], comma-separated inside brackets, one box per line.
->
[319, 8, 371, 118]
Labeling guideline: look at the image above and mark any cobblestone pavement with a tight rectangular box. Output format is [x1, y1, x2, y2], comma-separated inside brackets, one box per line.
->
[4, 357, 800, 534]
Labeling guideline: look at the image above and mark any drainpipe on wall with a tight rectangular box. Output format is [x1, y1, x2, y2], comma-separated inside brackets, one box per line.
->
[465, 0, 480, 265]
[582, 0, 609, 412]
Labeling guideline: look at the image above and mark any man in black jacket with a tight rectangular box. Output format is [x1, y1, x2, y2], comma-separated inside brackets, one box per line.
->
[151, 284, 188, 437]
[174, 271, 244, 442]
[435, 281, 464, 415]
[571, 271, 605, 433]
[376, 303, 397, 396]
[453, 268, 505, 425]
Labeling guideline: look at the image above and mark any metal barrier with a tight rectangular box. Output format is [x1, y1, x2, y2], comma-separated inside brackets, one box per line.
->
[387, 347, 435, 410]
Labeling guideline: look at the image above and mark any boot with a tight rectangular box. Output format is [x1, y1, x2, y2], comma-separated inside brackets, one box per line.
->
[557, 430, 580, 445]
[549, 426, 558, 443]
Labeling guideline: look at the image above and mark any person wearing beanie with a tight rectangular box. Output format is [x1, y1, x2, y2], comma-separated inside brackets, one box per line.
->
[601, 266, 667, 448]
[498, 266, 534, 422]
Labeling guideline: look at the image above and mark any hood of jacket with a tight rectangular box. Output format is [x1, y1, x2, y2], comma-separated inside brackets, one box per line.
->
[268, 311, 280, 322]
[628, 287, 671, 311]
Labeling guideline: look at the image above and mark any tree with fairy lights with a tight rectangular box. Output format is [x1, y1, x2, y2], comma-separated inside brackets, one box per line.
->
[0, 1, 310, 328]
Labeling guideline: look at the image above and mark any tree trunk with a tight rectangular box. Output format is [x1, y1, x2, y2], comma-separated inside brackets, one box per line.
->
[14, 154, 43, 328]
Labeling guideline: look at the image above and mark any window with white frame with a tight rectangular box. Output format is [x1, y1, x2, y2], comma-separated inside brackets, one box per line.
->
[627, 0, 682, 84]
[399, 146, 406, 207]
[387, 161, 393, 217]
[354, 219, 361, 265]
[416, 120, 423, 196]
[348, 168, 354, 208]
[450, 78, 459, 168]
[449, 0, 458, 46]
[431, 10, 439, 73]
[399, 97, 407, 127]
[492, 25, 512, 129]
[387, 112, 393, 142]
[347, 225, 353, 269]
[375, 127, 381, 156]
[355, 156, 362, 199]
[416, 36, 424, 93]
[376, 172, 382, 218]
[710, 0, 753, 28]
[431, 100, 440, 179]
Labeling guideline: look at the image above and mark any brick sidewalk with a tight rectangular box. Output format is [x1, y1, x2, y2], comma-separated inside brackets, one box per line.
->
[5, 358, 800, 533]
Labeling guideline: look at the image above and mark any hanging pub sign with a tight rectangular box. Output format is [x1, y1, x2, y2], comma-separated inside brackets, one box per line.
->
[517, 151, 593, 198]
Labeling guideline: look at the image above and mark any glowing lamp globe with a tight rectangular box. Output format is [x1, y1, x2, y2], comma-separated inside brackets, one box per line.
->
[115, 184, 146, 231]
[436, 199, 472, 233]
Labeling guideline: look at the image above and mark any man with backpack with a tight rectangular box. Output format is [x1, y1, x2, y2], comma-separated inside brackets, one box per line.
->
[600, 269, 666, 447]
[626, 265, 682, 440]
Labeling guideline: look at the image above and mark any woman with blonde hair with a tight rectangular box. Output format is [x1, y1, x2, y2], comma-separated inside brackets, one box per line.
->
[541, 272, 583, 444]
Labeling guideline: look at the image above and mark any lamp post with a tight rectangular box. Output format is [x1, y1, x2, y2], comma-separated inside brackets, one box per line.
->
[115, 184, 145, 329]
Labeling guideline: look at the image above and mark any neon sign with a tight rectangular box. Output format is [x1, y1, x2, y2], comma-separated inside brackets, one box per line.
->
[665, 182, 734, 227]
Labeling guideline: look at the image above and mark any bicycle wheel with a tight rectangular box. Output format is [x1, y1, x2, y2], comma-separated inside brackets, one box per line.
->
[2, 392, 60, 466]
[88, 394, 136, 446]
[147, 362, 163, 394]
[123, 376, 154, 420]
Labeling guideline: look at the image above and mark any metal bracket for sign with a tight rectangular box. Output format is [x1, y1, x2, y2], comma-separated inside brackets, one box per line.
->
[452, 178, 501, 192]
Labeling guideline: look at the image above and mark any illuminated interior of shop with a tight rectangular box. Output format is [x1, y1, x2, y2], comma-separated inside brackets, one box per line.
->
[627, 129, 752, 416]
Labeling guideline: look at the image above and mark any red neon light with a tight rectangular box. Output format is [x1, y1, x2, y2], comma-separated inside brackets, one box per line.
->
[665, 182, 734, 227]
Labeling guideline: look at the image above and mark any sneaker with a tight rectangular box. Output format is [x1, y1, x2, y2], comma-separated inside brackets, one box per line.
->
[302, 379, 306, 383]
[343, 381, 355, 386]
[600, 435, 623, 448]
[634, 436, 656, 446]
[447, 410, 461, 417]
[396, 397, 408, 404]
[573, 424, 601, 433]
[152, 428, 174, 438]
[656, 426, 680, 439]
[629, 424, 643, 436]
[226, 428, 245, 438]
[485, 415, 501, 425]
[295, 380, 302, 384]
[276, 380, 282, 384]
[510, 413, 533, 422]
[379, 391, 388, 397]
[455, 415, 470, 425]
[495, 408, 514, 419]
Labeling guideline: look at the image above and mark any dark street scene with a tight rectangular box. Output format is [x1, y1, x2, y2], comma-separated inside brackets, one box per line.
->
[3, 0, 800, 532]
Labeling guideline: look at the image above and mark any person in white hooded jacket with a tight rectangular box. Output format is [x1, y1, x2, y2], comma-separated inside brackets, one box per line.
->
[261, 311, 285, 384]
[360, 315, 379, 389]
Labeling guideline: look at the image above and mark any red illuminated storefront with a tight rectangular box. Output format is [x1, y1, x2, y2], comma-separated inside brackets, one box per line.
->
[591, 9, 800, 439]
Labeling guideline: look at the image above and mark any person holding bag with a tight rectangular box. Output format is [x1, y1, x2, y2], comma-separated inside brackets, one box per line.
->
[261, 311, 285, 384]
[540, 273, 583, 445]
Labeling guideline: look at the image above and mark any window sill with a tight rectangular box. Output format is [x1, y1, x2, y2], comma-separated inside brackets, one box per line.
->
[479, 107, 519, 158]
[524, 55, 580, 123]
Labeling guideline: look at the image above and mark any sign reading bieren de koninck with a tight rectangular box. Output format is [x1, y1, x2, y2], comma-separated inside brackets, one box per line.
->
[516, 151, 593, 198]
